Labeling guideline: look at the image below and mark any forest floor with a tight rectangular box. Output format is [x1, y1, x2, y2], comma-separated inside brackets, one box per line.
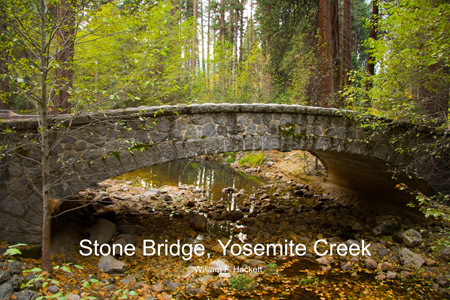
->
[1, 150, 449, 299]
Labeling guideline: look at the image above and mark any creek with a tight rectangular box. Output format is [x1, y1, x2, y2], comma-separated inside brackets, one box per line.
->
[114, 158, 266, 210]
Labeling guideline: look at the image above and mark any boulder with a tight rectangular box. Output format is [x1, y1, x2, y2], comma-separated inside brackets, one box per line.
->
[377, 248, 390, 258]
[166, 281, 182, 293]
[12, 290, 38, 300]
[372, 216, 401, 236]
[185, 284, 206, 296]
[143, 189, 160, 198]
[8, 274, 22, 291]
[187, 213, 208, 232]
[227, 210, 244, 221]
[210, 259, 230, 272]
[438, 247, 450, 262]
[399, 248, 425, 269]
[0, 283, 13, 300]
[386, 271, 397, 279]
[66, 294, 81, 300]
[364, 258, 378, 270]
[88, 218, 116, 244]
[400, 229, 423, 247]
[0, 271, 11, 283]
[98, 255, 126, 274]
[316, 257, 331, 265]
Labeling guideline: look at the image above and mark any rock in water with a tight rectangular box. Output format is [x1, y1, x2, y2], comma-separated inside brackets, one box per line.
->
[98, 255, 126, 274]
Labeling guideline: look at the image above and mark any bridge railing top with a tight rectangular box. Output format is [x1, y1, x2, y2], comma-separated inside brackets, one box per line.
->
[0, 103, 345, 129]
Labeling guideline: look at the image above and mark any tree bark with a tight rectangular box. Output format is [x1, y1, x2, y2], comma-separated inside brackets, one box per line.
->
[367, 0, 378, 76]
[319, 0, 340, 106]
[219, 0, 225, 42]
[40, 0, 52, 273]
[0, 4, 10, 109]
[207, 0, 211, 86]
[341, 0, 352, 88]
[192, 0, 198, 75]
[200, 0, 205, 74]
[53, 0, 75, 114]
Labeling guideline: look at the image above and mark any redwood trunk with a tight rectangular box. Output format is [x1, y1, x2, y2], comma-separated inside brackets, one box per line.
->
[53, 0, 75, 114]
[342, 0, 352, 88]
[319, 0, 340, 106]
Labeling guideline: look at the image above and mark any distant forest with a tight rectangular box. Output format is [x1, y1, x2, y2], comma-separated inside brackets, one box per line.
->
[1, 0, 449, 124]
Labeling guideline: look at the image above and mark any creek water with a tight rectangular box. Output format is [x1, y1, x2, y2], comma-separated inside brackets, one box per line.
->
[115, 159, 265, 209]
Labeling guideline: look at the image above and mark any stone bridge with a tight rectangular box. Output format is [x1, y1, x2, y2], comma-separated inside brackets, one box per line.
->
[0, 104, 448, 244]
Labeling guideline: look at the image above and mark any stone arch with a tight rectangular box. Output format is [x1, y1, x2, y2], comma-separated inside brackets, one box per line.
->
[0, 104, 447, 243]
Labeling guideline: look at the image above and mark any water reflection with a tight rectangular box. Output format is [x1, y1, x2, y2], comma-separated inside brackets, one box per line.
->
[115, 159, 264, 207]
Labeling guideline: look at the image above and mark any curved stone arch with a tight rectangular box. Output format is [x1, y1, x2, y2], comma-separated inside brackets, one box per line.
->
[0, 104, 445, 243]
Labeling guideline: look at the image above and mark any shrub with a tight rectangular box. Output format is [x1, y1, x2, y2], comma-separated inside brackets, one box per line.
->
[238, 153, 265, 167]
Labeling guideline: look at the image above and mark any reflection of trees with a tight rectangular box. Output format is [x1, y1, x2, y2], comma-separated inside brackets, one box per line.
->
[117, 160, 264, 203]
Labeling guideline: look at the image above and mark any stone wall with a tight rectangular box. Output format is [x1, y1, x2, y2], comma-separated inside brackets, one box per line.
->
[0, 104, 446, 244]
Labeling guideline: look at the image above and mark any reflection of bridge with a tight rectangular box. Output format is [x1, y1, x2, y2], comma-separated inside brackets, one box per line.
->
[0, 104, 448, 243]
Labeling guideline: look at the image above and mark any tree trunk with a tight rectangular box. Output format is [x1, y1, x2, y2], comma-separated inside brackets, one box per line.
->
[192, 0, 198, 75]
[341, 0, 352, 88]
[53, 0, 75, 114]
[0, 4, 10, 109]
[200, 0, 205, 75]
[220, 0, 225, 42]
[234, 0, 239, 81]
[367, 0, 378, 77]
[319, 0, 340, 107]
[207, 0, 211, 86]
[40, 0, 52, 273]
[239, 0, 244, 65]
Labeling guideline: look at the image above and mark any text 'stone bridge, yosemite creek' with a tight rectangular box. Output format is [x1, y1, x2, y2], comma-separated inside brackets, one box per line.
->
[1, 104, 449, 244]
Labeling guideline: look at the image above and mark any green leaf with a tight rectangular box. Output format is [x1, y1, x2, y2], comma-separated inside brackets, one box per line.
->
[61, 265, 72, 273]
[4, 248, 22, 256]
[29, 267, 43, 273]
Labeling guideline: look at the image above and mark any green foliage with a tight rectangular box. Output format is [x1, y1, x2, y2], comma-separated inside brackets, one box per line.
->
[2, 243, 27, 265]
[224, 152, 236, 164]
[344, 0, 450, 125]
[238, 152, 265, 167]
[299, 274, 319, 286]
[264, 262, 277, 274]
[74, 1, 192, 109]
[401, 184, 450, 223]
[229, 274, 256, 291]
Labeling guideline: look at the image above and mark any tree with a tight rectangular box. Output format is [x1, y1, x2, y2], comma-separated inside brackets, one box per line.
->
[341, 0, 352, 88]
[318, 0, 340, 106]
[0, 0, 90, 272]
[367, 0, 378, 77]
[0, 4, 10, 109]
[52, 0, 76, 114]
[348, 0, 450, 124]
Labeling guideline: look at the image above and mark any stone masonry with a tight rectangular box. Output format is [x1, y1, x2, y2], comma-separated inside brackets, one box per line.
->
[0, 103, 448, 244]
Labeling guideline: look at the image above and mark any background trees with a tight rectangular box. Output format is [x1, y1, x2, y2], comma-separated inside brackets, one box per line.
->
[346, 0, 450, 125]
[1, 0, 375, 111]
